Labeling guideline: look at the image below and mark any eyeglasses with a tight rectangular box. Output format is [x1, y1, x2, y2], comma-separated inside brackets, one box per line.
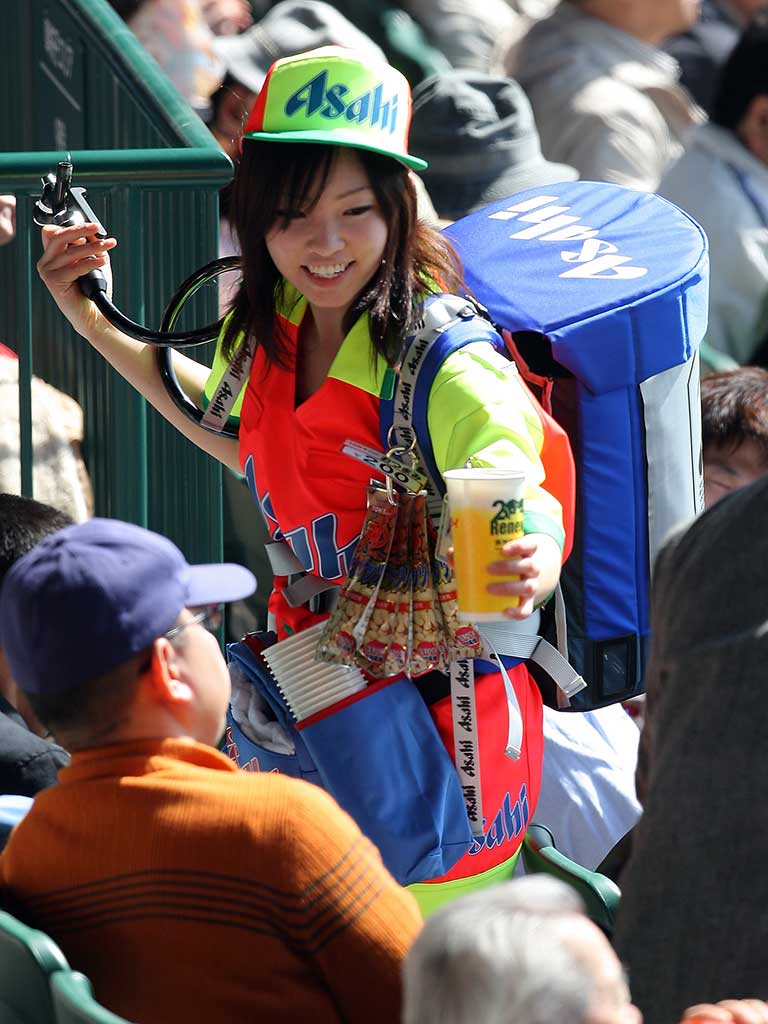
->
[163, 604, 224, 640]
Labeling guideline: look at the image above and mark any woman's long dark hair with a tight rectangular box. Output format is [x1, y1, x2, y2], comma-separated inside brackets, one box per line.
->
[220, 140, 465, 367]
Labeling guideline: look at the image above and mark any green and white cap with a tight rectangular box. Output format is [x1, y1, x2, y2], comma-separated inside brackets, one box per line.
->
[241, 45, 427, 170]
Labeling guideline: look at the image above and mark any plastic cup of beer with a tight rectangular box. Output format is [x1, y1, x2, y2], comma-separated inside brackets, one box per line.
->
[443, 467, 525, 622]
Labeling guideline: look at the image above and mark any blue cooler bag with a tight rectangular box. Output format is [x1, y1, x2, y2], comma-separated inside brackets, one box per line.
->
[223, 635, 473, 886]
[439, 182, 709, 709]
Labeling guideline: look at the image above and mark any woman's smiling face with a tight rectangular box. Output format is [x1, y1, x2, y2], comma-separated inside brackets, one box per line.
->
[265, 147, 388, 316]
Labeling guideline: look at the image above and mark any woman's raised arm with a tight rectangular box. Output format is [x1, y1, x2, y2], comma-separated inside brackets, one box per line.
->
[37, 221, 241, 474]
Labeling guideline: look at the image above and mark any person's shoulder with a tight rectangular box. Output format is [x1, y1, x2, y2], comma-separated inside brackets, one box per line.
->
[226, 769, 365, 860]
[230, 766, 350, 820]
[658, 127, 747, 218]
[573, 74, 668, 126]
[516, 5, 631, 93]
[656, 129, 712, 180]
[529, 65, 670, 172]
[516, 3, 578, 59]
[245, 768, 350, 816]
[0, 710, 69, 796]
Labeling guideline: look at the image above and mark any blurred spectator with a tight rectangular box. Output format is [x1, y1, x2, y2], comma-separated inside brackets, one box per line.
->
[400, 0, 562, 78]
[201, 0, 254, 35]
[0, 494, 71, 797]
[0, 191, 92, 526]
[0, 349, 93, 524]
[400, 0, 522, 73]
[507, 0, 559, 11]
[317, 0, 449, 86]
[664, 0, 767, 113]
[614, 472, 768, 1024]
[409, 71, 577, 222]
[700, 367, 768, 507]
[659, 11, 768, 368]
[402, 875, 641, 1024]
[0, 196, 15, 247]
[502, 0, 561, 70]
[507, 0, 559, 15]
[507, 0, 704, 191]
[111, 0, 225, 118]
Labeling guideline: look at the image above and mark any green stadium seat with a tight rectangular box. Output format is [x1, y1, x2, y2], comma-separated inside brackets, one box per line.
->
[522, 823, 621, 935]
[51, 971, 136, 1024]
[0, 909, 69, 1024]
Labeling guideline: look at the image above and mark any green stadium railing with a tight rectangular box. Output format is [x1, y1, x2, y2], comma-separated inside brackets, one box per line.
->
[0, 0, 234, 565]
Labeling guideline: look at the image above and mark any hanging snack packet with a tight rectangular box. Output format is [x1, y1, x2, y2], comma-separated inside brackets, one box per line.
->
[426, 513, 483, 661]
[356, 491, 414, 678]
[408, 493, 449, 677]
[316, 486, 398, 666]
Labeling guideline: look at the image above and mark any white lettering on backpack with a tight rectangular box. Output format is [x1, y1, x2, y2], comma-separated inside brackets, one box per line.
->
[489, 195, 648, 280]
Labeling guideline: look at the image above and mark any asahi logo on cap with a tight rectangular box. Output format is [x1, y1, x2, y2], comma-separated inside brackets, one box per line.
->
[285, 70, 400, 135]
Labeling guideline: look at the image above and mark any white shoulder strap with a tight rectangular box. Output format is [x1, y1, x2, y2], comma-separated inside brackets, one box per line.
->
[200, 335, 254, 431]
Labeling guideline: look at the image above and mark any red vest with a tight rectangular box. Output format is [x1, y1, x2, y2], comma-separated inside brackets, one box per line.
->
[237, 302, 571, 883]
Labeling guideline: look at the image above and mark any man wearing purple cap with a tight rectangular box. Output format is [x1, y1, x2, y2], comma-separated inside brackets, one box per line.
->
[0, 518, 421, 1024]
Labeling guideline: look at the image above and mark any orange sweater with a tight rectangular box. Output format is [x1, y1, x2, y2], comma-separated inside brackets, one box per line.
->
[0, 738, 421, 1023]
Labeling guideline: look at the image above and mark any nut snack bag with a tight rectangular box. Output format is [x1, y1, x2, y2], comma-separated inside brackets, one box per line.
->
[426, 513, 482, 661]
[355, 490, 415, 678]
[408, 492, 449, 677]
[316, 486, 398, 666]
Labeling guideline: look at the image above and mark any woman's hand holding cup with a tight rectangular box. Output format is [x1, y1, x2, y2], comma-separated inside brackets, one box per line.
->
[487, 532, 562, 620]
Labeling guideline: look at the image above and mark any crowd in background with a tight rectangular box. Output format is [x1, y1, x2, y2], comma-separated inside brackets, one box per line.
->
[1, 1, 768, 1022]
[108, 0, 768, 373]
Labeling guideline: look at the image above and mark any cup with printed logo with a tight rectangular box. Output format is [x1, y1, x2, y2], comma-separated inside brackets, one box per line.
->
[443, 467, 526, 621]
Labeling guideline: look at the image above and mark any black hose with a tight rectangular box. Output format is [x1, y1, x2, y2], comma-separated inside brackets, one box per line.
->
[153, 256, 242, 439]
[80, 265, 228, 347]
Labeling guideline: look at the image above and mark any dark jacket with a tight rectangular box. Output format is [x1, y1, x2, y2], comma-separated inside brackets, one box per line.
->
[614, 473, 768, 1024]
[0, 695, 69, 797]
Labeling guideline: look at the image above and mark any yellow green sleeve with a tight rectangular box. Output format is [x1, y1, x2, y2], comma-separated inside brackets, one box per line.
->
[201, 324, 246, 429]
[202, 282, 308, 428]
[427, 341, 565, 551]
